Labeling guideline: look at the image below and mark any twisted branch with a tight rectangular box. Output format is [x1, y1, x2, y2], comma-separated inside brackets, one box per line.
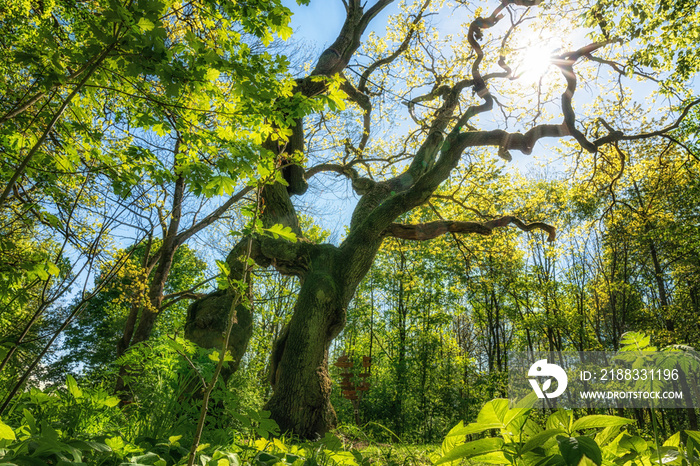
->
[382, 216, 555, 242]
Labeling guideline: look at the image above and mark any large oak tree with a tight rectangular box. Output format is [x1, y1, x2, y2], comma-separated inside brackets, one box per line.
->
[184, 0, 700, 438]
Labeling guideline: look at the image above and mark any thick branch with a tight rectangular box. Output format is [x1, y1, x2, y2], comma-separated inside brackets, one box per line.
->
[382, 216, 555, 242]
[456, 124, 568, 155]
[305, 163, 376, 194]
[308, 0, 395, 80]
[340, 78, 373, 152]
[551, 42, 613, 153]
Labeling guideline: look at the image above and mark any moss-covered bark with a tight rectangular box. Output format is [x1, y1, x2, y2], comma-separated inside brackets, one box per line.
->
[264, 240, 382, 438]
[184, 290, 253, 379]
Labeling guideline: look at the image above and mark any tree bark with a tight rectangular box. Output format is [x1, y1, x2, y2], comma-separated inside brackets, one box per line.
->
[264, 236, 382, 438]
[184, 238, 261, 379]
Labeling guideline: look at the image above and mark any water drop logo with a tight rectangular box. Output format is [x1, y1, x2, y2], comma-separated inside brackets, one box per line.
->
[528, 359, 567, 399]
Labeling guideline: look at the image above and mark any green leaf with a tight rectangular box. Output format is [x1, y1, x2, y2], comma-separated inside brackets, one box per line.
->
[685, 431, 700, 449]
[215, 260, 230, 277]
[476, 398, 509, 426]
[66, 374, 83, 399]
[571, 415, 634, 433]
[105, 436, 125, 451]
[152, 123, 170, 137]
[595, 425, 623, 446]
[618, 433, 649, 454]
[129, 451, 165, 464]
[103, 396, 120, 408]
[468, 451, 510, 464]
[435, 438, 505, 465]
[557, 436, 602, 466]
[46, 261, 60, 276]
[44, 212, 61, 228]
[0, 419, 15, 441]
[547, 410, 573, 432]
[522, 429, 566, 454]
[619, 332, 654, 351]
[83, 440, 112, 452]
[206, 176, 237, 196]
[206, 68, 220, 81]
[275, 24, 293, 40]
[264, 224, 297, 242]
[441, 421, 467, 455]
[208, 350, 234, 363]
[502, 407, 531, 429]
[137, 17, 155, 32]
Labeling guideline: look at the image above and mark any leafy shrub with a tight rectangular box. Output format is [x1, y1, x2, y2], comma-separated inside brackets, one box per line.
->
[433, 398, 700, 466]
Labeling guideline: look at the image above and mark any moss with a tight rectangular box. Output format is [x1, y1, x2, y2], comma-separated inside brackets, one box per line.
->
[184, 290, 253, 377]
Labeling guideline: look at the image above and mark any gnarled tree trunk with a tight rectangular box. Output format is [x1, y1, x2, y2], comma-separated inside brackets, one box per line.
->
[264, 239, 382, 437]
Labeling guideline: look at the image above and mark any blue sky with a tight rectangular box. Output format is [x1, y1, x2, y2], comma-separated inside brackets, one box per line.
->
[282, 1, 399, 49]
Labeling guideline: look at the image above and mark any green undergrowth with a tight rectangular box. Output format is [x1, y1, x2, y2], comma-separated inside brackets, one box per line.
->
[432, 398, 700, 466]
[1, 371, 699, 465]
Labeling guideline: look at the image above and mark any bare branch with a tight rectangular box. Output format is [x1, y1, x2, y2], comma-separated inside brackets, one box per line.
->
[594, 97, 700, 146]
[382, 216, 555, 242]
[173, 186, 253, 248]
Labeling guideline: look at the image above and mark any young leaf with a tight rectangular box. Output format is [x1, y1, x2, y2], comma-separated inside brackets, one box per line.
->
[571, 415, 633, 433]
[435, 438, 505, 465]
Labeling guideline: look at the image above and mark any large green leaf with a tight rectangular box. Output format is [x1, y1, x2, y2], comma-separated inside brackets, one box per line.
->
[440, 421, 467, 455]
[557, 436, 602, 466]
[571, 415, 634, 433]
[434, 438, 505, 465]
[476, 399, 510, 426]
[522, 429, 566, 454]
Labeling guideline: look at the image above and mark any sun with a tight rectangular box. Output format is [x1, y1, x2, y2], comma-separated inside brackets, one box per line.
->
[510, 26, 561, 85]
[518, 44, 556, 82]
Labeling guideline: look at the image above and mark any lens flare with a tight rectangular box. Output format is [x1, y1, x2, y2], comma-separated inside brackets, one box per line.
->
[518, 44, 555, 82]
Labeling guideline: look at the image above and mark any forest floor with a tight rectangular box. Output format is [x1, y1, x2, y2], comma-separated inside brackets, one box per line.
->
[356, 443, 440, 465]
